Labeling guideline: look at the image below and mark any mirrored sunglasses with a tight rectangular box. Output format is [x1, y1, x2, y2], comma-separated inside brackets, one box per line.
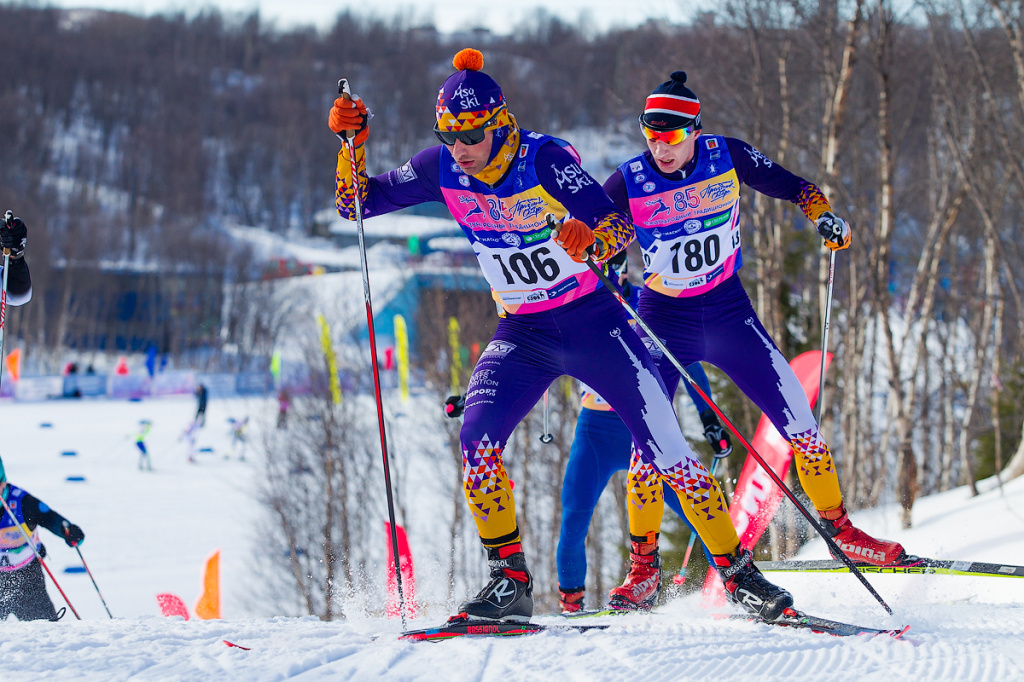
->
[638, 117, 697, 146]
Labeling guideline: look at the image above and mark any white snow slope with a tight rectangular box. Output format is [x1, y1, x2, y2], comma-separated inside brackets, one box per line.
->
[2, 394, 1024, 680]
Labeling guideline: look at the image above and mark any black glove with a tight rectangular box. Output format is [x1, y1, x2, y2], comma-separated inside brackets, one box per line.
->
[1, 216, 27, 260]
[444, 394, 466, 419]
[814, 211, 851, 251]
[62, 522, 85, 547]
[700, 409, 733, 458]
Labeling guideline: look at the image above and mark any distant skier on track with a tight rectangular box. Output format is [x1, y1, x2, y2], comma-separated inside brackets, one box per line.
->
[597, 71, 905, 609]
[330, 49, 795, 624]
[135, 419, 153, 471]
[0, 462, 85, 621]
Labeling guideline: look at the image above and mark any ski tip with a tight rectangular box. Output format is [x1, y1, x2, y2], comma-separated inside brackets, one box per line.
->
[890, 625, 911, 640]
[223, 640, 251, 650]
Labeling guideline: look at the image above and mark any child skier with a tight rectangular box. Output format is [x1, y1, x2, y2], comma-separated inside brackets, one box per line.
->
[135, 420, 152, 471]
[227, 417, 248, 461]
[0, 462, 85, 621]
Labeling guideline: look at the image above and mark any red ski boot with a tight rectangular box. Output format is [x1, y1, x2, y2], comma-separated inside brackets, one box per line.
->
[607, 541, 661, 611]
[558, 588, 585, 614]
[820, 504, 905, 566]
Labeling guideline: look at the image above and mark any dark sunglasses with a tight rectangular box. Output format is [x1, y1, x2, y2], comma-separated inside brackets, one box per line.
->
[433, 110, 502, 146]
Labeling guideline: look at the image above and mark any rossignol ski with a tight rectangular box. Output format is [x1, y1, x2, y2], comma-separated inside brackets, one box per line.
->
[399, 614, 607, 642]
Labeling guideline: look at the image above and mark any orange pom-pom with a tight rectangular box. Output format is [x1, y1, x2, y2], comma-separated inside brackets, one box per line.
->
[453, 48, 484, 72]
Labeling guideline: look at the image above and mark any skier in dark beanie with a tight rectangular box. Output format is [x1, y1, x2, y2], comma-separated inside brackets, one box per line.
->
[0, 462, 85, 621]
[330, 49, 795, 624]
[597, 71, 905, 609]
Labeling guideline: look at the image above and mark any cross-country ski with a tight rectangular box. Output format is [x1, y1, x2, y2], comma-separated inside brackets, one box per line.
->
[757, 556, 1024, 579]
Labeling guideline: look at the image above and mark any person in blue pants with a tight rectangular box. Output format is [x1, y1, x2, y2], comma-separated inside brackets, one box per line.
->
[555, 252, 731, 613]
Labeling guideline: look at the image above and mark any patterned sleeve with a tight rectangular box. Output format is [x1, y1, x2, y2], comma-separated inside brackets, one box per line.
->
[601, 168, 632, 221]
[335, 146, 445, 220]
[534, 142, 634, 258]
[725, 137, 833, 222]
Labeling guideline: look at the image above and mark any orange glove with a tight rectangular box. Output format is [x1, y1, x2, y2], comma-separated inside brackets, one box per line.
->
[329, 95, 369, 146]
[551, 218, 595, 263]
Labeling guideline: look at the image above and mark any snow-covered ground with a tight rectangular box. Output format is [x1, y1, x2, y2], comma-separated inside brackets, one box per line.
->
[2, 394, 1024, 680]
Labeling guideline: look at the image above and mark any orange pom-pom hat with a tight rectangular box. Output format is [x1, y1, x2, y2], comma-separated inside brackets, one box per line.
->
[436, 48, 509, 133]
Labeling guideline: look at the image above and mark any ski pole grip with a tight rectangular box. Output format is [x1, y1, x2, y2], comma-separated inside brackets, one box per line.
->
[3, 210, 12, 255]
[336, 78, 354, 142]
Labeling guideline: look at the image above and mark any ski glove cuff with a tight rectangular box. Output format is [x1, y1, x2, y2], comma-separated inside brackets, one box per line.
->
[815, 211, 851, 251]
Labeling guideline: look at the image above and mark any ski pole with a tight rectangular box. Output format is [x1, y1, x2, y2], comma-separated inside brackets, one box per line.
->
[0, 492, 81, 619]
[66, 522, 113, 618]
[546, 214, 893, 616]
[539, 389, 554, 444]
[336, 78, 406, 627]
[674, 455, 722, 585]
[815, 249, 837, 425]
[0, 210, 13, 397]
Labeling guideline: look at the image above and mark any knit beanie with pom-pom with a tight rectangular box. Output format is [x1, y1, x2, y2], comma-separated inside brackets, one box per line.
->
[641, 71, 701, 131]
[436, 48, 508, 132]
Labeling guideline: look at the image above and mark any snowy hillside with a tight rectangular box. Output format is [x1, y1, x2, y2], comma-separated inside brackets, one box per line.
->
[2, 394, 1024, 680]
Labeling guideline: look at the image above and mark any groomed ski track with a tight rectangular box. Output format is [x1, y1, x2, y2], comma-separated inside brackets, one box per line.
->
[1, 396, 1023, 679]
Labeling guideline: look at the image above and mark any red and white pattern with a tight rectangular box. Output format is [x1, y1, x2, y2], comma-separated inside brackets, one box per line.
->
[644, 93, 701, 119]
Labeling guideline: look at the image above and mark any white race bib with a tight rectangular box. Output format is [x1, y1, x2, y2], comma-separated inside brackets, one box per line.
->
[642, 218, 740, 288]
[474, 240, 590, 307]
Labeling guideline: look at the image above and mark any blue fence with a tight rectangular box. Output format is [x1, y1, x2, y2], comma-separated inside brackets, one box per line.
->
[0, 370, 275, 402]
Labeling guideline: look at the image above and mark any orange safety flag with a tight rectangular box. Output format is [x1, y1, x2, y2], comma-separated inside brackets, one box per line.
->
[194, 550, 221, 619]
[5, 348, 20, 382]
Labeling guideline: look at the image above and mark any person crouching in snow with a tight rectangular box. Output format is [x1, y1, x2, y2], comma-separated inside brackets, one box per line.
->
[0, 464, 85, 621]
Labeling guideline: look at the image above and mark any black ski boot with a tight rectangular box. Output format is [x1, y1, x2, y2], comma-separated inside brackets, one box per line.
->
[713, 547, 792, 621]
[456, 543, 533, 622]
